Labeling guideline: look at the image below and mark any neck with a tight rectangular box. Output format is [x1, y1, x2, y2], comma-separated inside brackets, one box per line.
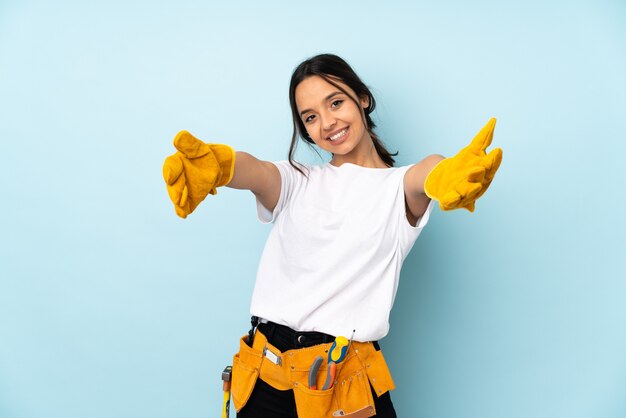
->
[330, 131, 389, 168]
[330, 142, 388, 168]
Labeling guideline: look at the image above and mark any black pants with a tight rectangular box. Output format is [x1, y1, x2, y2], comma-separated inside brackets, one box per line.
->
[237, 321, 397, 418]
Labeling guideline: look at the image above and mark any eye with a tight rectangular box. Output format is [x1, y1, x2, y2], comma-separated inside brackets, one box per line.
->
[304, 114, 316, 123]
[331, 100, 343, 108]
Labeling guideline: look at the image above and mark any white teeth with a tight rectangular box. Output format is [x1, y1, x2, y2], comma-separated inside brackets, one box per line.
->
[329, 129, 347, 141]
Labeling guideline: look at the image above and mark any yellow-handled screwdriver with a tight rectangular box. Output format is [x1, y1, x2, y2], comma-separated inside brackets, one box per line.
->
[322, 336, 349, 390]
[308, 335, 352, 390]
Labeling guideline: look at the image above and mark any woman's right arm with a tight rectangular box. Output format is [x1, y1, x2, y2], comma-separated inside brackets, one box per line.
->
[226, 151, 281, 213]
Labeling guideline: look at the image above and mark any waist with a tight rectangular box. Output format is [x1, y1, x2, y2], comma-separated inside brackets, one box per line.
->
[257, 319, 380, 352]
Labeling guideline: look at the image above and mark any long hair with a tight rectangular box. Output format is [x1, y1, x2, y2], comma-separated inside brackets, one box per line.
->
[287, 54, 397, 176]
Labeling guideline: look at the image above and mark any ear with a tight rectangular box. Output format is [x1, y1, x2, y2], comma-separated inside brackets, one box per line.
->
[359, 94, 370, 109]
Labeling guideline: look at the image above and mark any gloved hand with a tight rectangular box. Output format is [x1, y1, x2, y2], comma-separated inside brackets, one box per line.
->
[424, 118, 502, 212]
[162, 130, 235, 218]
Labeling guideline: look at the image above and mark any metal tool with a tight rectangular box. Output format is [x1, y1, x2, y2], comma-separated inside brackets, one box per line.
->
[222, 366, 232, 418]
[346, 329, 355, 354]
[308, 356, 324, 390]
[322, 362, 337, 390]
[308, 335, 351, 390]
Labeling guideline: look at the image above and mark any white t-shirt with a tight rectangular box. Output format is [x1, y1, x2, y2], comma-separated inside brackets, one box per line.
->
[251, 161, 434, 342]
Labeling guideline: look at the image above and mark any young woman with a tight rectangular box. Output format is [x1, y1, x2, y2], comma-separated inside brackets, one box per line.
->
[163, 53, 502, 418]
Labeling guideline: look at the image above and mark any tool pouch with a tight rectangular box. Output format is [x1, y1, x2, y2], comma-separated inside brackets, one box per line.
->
[230, 331, 395, 418]
[231, 336, 263, 411]
[291, 366, 373, 418]
[361, 349, 396, 399]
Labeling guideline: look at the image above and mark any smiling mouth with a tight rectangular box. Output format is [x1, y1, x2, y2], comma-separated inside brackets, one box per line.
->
[328, 127, 348, 141]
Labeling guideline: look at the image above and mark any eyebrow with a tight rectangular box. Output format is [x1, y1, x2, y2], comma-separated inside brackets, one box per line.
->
[299, 91, 344, 117]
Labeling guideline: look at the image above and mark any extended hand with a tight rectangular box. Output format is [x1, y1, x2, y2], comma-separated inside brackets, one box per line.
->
[424, 118, 502, 212]
[162, 130, 235, 218]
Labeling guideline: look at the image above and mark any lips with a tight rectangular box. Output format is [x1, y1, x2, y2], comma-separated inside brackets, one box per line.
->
[327, 127, 349, 141]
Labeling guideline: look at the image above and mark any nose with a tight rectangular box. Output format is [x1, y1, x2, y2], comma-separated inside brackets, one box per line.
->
[320, 110, 336, 131]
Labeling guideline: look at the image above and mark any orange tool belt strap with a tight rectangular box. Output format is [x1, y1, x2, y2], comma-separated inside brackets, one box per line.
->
[230, 330, 395, 418]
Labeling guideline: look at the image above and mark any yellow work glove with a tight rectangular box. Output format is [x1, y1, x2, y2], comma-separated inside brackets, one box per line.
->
[424, 118, 502, 212]
[162, 130, 236, 218]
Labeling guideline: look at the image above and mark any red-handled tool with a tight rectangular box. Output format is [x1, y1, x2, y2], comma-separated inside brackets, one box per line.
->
[308, 334, 352, 390]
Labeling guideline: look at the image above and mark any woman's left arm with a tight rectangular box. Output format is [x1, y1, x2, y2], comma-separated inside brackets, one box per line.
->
[403, 154, 445, 225]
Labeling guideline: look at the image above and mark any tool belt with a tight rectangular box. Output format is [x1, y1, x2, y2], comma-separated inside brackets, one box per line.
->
[230, 329, 395, 418]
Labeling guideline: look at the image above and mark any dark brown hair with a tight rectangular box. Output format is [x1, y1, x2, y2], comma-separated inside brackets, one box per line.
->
[288, 54, 397, 176]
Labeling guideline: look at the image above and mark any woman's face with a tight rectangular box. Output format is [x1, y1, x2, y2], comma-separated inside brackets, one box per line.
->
[295, 75, 371, 162]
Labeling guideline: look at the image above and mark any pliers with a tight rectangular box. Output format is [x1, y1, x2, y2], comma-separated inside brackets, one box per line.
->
[308, 356, 338, 390]
[308, 335, 351, 390]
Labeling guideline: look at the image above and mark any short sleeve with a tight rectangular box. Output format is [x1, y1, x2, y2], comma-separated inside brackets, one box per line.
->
[255, 160, 303, 224]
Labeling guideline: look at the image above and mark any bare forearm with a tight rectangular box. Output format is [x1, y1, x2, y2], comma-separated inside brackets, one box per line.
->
[226, 151, 281, 211]
[227, 151, 264, 190]
[407, 154, 446, 196]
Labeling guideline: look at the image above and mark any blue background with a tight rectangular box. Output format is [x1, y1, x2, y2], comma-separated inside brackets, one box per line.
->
[1, 1, 625, 417]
